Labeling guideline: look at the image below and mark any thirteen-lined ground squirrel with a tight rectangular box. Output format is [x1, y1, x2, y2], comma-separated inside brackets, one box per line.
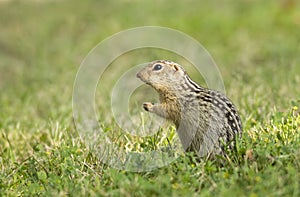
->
[137, 60, 242, 157]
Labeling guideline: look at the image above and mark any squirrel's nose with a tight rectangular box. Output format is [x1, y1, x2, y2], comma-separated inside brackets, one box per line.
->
[136, 72, 142, 79]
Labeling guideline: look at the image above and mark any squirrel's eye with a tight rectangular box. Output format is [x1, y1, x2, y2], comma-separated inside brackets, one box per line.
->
[153, 64, 162, 71]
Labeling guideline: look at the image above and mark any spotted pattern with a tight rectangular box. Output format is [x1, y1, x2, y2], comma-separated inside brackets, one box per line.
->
[181, 72, 243, 140]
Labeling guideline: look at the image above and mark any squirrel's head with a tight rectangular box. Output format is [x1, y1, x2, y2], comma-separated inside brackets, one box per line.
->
[137, 60, 187, 93]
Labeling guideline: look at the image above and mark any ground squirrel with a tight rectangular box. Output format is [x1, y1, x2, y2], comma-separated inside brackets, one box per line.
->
[137, 60, 242, 157]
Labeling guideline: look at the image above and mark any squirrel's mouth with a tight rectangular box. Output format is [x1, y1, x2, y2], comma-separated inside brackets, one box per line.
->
[136, 72, 151, 85]
[136, 72, 142, 79]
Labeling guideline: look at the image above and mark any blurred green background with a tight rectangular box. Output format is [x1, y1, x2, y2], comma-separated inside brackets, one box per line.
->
[1, 0, 299, 124]
[0, 0, 299, 196]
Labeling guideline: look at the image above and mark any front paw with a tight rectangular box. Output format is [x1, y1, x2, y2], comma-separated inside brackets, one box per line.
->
[143, 102, 154, 112]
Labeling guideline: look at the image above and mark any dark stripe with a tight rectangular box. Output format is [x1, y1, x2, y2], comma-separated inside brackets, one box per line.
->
[185, 76, 201, 90]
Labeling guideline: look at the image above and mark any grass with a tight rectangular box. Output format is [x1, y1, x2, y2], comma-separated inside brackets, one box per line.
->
[0, 0, 300, 196]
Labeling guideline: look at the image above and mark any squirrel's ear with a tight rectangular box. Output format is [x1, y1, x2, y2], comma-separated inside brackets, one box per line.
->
[173, 64, 180, 71]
